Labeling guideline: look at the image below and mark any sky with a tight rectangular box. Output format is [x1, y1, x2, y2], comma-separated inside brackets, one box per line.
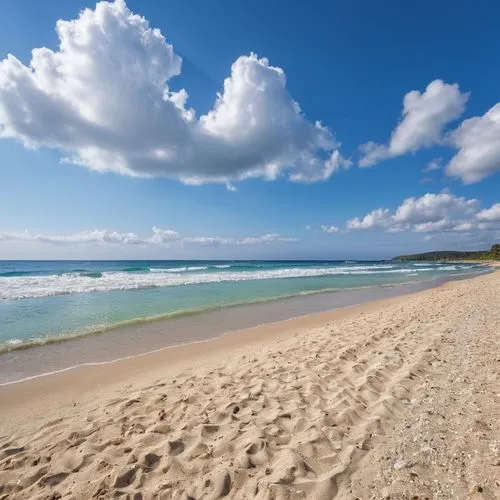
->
[0, 0, 499, 260]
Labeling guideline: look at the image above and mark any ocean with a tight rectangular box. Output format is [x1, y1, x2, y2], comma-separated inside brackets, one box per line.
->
[0, 259, 489, 356]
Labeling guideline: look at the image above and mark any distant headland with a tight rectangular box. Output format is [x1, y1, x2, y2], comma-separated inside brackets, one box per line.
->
[393, 244, 500, 261]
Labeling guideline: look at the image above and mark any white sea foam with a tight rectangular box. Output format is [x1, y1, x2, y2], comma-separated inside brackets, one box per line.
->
[0, 263, 475, 300]
[6, 338, 23, 345]
[150, 267, 187, 273]
[339, 265, 395, 271]
[150, 266, 209, 273]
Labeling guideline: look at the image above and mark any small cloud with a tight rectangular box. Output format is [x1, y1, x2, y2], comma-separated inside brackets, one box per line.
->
[320, 225, 340, 233]
[477, 203, 500, 222]
[346, 191, 481, 234]
[359, 80, 468, 167]
[446, 103, 500, 183]
[422, 158, 442, 173]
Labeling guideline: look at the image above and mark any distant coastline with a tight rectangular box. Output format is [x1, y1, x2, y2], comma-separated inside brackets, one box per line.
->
[393, 243, 500, 262]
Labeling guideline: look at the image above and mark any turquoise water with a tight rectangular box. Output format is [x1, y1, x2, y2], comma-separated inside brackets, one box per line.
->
[0, 259, 488, 352]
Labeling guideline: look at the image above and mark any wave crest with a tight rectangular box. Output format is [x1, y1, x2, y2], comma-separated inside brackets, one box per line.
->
[0, 262, 479, 300]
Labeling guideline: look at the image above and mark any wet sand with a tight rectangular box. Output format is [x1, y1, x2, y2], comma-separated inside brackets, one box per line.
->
[0, 272, 487, 385]
[1, 268, 499, 499]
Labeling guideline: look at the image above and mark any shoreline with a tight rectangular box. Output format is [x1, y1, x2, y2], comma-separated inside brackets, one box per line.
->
[0, 261, 488, 352]
[1, 268, 499, 498]
[0, 279, 437, 356]
[0, 269, 490, 386]
[0, 268, 493, 409]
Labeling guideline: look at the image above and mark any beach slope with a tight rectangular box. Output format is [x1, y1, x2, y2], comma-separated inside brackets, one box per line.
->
[1, 270, 499, 499]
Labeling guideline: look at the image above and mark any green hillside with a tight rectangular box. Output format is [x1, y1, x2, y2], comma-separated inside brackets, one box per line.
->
[393, 244, 500, 262]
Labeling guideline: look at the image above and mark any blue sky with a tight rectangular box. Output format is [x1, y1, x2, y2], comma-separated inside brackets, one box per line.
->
[0, 0, 499, 259]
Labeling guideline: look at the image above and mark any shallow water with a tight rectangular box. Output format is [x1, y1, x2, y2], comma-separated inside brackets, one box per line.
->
[0, 269, 490, 384]
[0, 260, 487, 353]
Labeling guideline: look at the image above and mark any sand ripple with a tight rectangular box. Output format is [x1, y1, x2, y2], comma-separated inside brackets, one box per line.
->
[1, 271, 499, 499]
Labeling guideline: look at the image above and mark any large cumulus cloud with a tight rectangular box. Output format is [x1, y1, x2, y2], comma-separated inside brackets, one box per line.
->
[0, 0, 347, 186]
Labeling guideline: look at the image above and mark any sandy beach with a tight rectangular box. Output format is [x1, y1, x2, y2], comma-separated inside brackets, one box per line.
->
[1, 268, 499, 499]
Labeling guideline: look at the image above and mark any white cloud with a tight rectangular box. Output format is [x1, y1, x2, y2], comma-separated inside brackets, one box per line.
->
[359, 80, 468, 167]
[320, 225, 340, 233]
[183, 233, 297, 246]
[420, 176, 434, 184]
[0, 228, 298, 246]
[476, 203, 500, 222]
[240, 233, 297, 244]
[148, 227, 181, 244]
[452, 222, 474, 232]
[392, 192, 477, 224]
[446, 103, 500, 183]
[422, 158, 441, 173]
[347, 208, 391, 230]
[0, 229, 144, 245]
[0, 0, 347, 186]
[346, 192, 481, 233]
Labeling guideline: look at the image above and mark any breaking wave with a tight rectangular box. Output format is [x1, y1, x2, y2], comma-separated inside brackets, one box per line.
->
[0, 262, 479, 300]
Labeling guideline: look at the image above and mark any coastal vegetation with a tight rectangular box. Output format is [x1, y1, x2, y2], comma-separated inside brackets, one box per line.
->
[394, 243, 500, 261]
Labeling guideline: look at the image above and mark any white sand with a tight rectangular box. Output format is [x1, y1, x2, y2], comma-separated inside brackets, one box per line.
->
[1, 269, 499, 499]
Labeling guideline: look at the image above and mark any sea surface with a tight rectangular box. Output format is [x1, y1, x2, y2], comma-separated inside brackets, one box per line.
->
[0, 259, 489, 355]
